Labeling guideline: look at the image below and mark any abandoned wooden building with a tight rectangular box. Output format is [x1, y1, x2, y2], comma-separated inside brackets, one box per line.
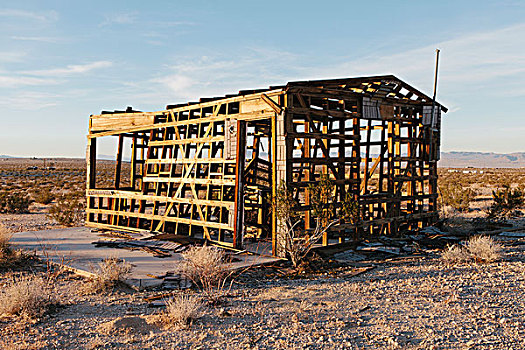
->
[86, 75, 447, 257]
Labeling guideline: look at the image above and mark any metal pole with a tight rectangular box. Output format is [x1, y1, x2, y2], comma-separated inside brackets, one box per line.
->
[429, 49, 440, 162]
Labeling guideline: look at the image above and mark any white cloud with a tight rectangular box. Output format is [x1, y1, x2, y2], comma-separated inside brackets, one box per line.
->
[0, 51, 26, 63]
[0, 76, 59, 88]
[319, 23, 525, 92]
[0, 91, 59, 110]
[23, 61, 113, 76]
[0, 9, 58, 22]
[11, 36, 60, 43]
[100, 12, 136, 27]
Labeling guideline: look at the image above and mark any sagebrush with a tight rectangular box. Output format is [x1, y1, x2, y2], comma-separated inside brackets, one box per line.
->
[48, 194, 84, 226]
[489, 185, 524, 218]
[82, 257, 132, 294]
[439, 182, 476, 212]
[0, 191, 31, 214]
[0, 275, 55, 318]
[177, 246, 232, 302]
[441, 235, 501, 264]
[160, 294, 203, 328]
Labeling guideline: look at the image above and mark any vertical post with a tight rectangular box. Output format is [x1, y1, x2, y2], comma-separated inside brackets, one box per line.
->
[87, 138, 97, 190]
[271, 113, 278, 256]
[86, 137, 97, 223]
[114, 134, 124, 190]
[233, 120, 247, 249]
[428, 49, 441, 219]
[130, 133, 137, 190]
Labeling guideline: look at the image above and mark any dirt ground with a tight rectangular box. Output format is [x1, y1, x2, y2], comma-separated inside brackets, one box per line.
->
[1, 159, 525, 349]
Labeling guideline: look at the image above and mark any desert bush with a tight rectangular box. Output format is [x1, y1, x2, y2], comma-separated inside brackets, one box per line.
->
[488, 185, 524, 218]
[441, 245, 470, 264]
[0, 191, 31, 214]
[81, 257, 132, 294]
[439, 182, 476, 212]
[441, 235, 501, 264]
[48, 195, 84, 226]
[273, 177, 358, 267]
[160, 294, 204, 328]
[0, 225, 12, 258]
[177, 246, 232, 302]
[32, 188, 55, 204]
[466, 235, 501, 263]
[0, 275, 54, 318]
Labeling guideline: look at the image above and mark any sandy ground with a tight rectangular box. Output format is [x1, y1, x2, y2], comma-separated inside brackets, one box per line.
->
[1, 226, 525, 349]
[1, 160, 525, 349]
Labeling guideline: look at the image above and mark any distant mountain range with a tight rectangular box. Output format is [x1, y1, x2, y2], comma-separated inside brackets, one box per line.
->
[2, 152, 525, 168]
[439, 152, 525, 168]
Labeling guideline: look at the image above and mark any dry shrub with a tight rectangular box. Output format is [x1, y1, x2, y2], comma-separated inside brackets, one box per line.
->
[441, 235, 501, 264]
[32, 188, 55, 205]
[439, 182, 476, 212]
[0, 225, 26, 268]
[48, 194, 84, 227]
[160, 294, 204, 328]
[81, 257, 132, 294]
[0, 224, 12, 258]
[177, 246, 231, 301]
[0, 275, 54, 318]
[0, 191, 31, 214]
[466, 235, 501, 263]
[441, 245, 470, 264]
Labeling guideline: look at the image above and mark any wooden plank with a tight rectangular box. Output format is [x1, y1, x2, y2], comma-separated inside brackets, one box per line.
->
[141, 176, 235, 186]
[233, 120, 247, 249]
[149, 136, 225, 146]
[89, 110, 276, 138]
[86, 208, 233, 230]
[87, 190, 234, 208]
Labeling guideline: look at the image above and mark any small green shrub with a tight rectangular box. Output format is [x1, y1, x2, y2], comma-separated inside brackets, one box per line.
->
[48, 195, 84, 226]
[439, 183, 476, 212]
[0, 191, 31, 213]
[489, 185, 524, 218]
[32, 188, 55, 204]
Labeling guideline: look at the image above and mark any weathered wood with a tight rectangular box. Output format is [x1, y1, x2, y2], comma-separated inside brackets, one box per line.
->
[86, 75, 445, 256]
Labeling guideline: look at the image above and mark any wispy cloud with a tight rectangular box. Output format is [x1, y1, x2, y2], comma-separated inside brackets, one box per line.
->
[147, 48, 299, 102]
[0, 91, 60, 110]
[99, 12, 136, 27]
[318, 23, 525, 93]
[0, 51, 26, 63]
[0, 9, 58, 22]
[0, 76, 59, 88]
[23, 61, 113, 76]
[10, 36, 61, 43]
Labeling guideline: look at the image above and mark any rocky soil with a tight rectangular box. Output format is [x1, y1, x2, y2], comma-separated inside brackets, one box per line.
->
[1, 230, 525, 349]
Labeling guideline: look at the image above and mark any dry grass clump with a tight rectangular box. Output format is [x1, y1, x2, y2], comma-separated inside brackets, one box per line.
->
[177, 246, 231, 301]
[0, 224, 26, 268]
[442, 235, 502, 264]
[160, 294, 204, 329]
[466, 235, 502, 263]
[0, 275, 55, 318]
[441, 244, 470, 264]
[0, 225, 12, 257]
[81, 257, 132, 294]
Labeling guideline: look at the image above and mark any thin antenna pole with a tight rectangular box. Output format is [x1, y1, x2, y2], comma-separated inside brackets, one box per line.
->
[429, 49, 440, 162]
[431, 49, 440, 119]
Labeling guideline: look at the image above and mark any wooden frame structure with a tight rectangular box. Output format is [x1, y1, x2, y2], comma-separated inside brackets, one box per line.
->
[86, 75, 447, 257]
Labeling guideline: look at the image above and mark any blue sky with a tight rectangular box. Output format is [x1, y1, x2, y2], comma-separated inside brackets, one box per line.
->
[0, 0, 524, 157]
